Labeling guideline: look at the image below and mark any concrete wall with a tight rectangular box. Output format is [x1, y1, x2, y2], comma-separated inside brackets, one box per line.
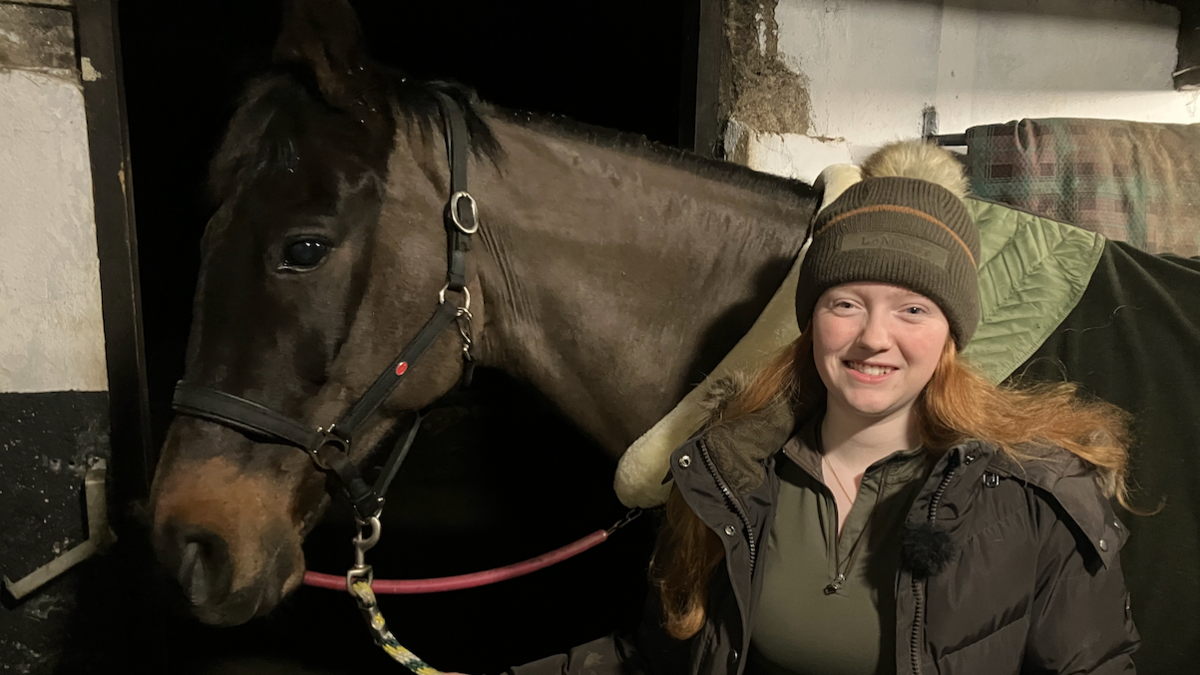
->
[0, 3, 108, 393]
[725, 0, 1199, 182]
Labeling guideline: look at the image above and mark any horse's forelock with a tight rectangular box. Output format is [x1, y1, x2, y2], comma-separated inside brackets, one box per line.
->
[207, 72, 506, 208]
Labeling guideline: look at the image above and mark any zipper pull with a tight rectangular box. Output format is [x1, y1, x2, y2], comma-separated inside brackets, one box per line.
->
[824, 573, 846, 595]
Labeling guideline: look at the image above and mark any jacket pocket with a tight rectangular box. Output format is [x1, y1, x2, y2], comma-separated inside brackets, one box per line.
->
[933, 615, 1029, 675]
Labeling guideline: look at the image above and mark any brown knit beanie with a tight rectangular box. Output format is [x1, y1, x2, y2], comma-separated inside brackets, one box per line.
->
[795, 156, 981, 348]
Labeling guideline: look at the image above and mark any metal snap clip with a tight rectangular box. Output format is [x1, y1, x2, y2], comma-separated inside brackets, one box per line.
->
[982, 472, 1000, 488]
[678, 455, 692, 468]
[1098, 538, 1109, 552]
[724, 525, 737, 536]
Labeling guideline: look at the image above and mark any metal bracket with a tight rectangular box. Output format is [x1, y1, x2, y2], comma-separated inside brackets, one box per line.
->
[3, 459, 116, 600]
[921, 105, 939, 139]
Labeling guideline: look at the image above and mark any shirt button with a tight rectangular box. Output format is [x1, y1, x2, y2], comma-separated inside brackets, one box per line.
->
[730, 649, 739, 663]
[1113, 519, 1122, 530]
[678, 455, 691, 468]
[724, 525, 737, 536]
[1098, 538, 1109, 552]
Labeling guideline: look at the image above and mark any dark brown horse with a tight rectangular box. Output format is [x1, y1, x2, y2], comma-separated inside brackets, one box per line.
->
[149, 0, 816, 627]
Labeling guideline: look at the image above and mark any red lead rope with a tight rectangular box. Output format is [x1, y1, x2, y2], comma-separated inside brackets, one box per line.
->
[303, 528, 611, 594]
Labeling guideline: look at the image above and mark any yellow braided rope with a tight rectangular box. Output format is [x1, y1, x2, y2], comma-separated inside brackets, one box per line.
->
[351, 581, 443, 675]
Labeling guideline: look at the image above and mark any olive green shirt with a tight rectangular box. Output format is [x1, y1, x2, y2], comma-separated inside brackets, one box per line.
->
[744, 421, 934, 675]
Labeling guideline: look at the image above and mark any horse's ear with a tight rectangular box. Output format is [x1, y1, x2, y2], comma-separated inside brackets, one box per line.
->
[272, 0, 382, 114]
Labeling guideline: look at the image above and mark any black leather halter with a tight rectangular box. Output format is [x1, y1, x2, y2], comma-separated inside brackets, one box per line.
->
[172, 93, 479, 522]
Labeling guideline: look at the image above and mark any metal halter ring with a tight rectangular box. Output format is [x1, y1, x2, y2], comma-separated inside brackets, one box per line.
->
[438, 284, 471, 311]
[308, 426, 348, 471]
[448, 191, 480, 234]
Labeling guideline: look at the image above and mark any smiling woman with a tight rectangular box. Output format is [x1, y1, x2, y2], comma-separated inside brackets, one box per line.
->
[811, 283, 951, 444]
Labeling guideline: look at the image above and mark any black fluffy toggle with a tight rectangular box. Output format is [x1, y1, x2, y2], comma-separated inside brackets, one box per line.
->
[902, 521, 956, 578]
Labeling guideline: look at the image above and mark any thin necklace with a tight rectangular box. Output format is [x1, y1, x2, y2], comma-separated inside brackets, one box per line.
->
[823, 454, 857, 505]
[816, 422, 888, 595]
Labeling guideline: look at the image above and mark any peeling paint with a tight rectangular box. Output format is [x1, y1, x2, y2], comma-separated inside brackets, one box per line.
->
[80, 56, 100, 81]
[723, 118, 751, 165]
[0, 5, 74, 73]
[0, 638, 47, 674]
[22, 593, 66, 622]
[754, 12, 766, 56]
[722, 0, 811, 139]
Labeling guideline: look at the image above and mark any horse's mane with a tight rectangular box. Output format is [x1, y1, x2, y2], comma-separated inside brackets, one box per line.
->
[210, 68, 816, 205]
[499, 108, 818, 202]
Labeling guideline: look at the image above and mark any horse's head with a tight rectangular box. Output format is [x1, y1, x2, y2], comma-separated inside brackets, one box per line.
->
[149, 0, 494, 625]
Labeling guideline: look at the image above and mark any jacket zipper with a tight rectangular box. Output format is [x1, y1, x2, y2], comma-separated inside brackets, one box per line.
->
[698, 438, 758, 575]
[910, 453, 960, 675]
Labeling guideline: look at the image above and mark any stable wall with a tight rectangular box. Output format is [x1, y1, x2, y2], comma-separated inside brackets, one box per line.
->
[724, 0, 1199, 182]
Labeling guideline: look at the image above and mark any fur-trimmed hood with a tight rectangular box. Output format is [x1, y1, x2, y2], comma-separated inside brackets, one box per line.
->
[696, 378, 798, 497]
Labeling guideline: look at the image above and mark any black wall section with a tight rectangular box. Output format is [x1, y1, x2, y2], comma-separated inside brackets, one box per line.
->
[0, 392, 111, 584]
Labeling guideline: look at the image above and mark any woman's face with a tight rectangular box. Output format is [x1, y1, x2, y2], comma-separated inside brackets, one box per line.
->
[812, 282, 951, 425]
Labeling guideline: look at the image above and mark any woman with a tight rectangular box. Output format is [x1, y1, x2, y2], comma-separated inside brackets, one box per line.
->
[507, 141, 1139, 675]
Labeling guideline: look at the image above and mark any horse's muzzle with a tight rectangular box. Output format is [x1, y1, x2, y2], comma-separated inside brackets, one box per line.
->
[153, 515, 301, 626]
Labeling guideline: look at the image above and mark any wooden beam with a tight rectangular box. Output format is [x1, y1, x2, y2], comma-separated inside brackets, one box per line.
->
[680, 0, 724, 157]
[1176, 2, 1200, 89]
[75, 0, 155, 503]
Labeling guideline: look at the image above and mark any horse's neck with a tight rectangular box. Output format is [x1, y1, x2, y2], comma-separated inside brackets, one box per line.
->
[473, 120, 815, 456]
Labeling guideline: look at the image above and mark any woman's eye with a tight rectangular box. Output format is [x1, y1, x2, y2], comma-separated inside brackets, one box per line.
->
[280, 239, 331, 271]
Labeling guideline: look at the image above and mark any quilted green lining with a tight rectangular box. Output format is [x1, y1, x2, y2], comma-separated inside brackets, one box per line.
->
[962, 198, 1105, 384]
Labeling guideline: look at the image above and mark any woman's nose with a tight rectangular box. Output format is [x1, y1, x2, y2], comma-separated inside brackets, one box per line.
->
[857, 311, 893, 351]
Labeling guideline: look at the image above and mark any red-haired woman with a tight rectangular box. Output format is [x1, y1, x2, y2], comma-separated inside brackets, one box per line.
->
[507, 142, 1139, 675]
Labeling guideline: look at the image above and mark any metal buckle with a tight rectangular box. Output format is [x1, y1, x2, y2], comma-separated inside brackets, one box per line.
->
[438, 284, 471, 312]
[310, 425, 350, 471]
[448, 191, 480, 234]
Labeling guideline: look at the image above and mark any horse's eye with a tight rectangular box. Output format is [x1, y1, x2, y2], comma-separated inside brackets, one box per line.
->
[281, 238, 331, 271]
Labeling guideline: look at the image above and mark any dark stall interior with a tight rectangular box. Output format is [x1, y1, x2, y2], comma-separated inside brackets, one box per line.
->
[119, 0, 689, 671]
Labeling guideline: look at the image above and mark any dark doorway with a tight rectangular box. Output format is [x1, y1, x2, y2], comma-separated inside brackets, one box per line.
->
[120, 1, 686, 672]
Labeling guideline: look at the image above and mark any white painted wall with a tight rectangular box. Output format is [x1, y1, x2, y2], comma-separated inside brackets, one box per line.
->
[736, 0, 1200, 182]
[0, 68, 108, 393]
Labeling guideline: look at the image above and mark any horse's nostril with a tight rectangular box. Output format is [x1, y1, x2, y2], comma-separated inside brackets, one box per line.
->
[170, 524, 233, 608]
[180, 541, 210, 605]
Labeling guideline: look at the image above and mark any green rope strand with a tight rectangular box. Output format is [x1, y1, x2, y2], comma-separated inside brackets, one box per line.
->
[351, 580, 443, 675]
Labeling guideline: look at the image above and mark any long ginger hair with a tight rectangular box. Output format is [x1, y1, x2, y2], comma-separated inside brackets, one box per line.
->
[653, 329, 1134, 640]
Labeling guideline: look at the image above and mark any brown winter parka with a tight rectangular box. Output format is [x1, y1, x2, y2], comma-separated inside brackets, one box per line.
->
[508, 398, 1140, 675]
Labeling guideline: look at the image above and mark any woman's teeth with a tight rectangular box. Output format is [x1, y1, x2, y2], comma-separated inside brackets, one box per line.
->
[848, 361, 894, 376]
